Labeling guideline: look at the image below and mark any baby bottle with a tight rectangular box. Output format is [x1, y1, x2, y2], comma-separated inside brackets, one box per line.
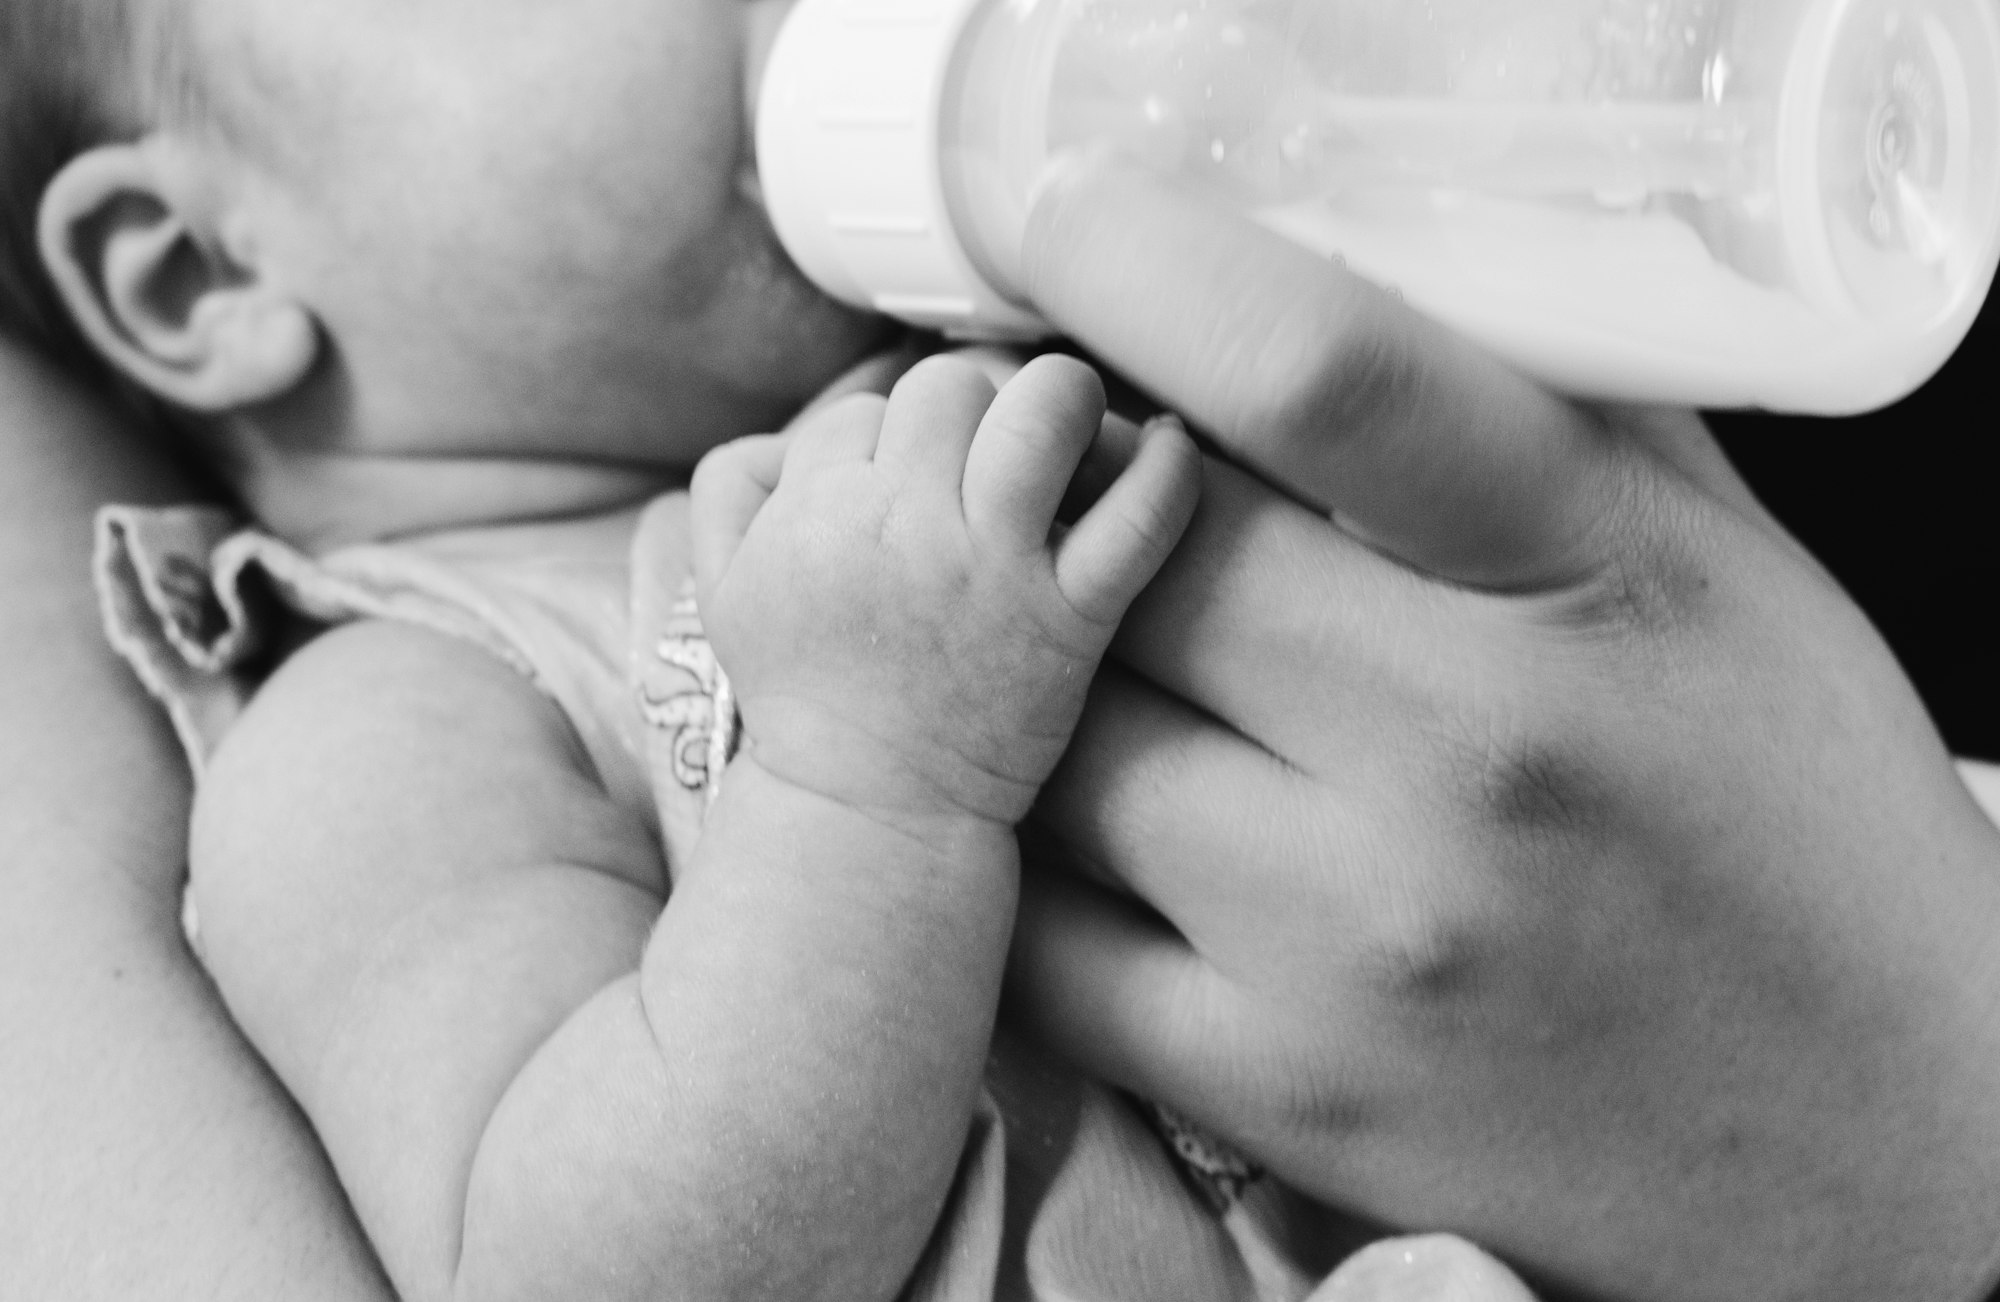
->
[756, 0, 2000, 413]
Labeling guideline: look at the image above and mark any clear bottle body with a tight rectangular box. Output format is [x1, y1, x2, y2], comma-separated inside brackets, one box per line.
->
[938, 0, 2000, 412]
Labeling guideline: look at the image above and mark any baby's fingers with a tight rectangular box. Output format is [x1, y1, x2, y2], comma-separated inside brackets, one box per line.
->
[963, 354, 1107, 552]
[784, 390, 889, 474]
[1054, 416, 1200, 627]
[689, 433, 787, 599]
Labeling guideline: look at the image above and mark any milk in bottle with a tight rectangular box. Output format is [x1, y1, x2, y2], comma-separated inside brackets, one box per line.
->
[758, 0, 2000, 412]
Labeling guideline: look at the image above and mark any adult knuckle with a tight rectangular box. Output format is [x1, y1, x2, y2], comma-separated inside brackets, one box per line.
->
[1447, 699, 1610, 841]
[1304, 790, 1509, 1019]
[1087, 719, 1220, 849]
[1327, 715, 1644, 1051]
[1395, 699, 1612, 883]
[1336, 850, 1506, 1033]
[1481, 734, 1600, 836]
[1339, 838, 1562, 1045]
[1558, 463, 1719, 639]
[1358, 910, 1493, 1014]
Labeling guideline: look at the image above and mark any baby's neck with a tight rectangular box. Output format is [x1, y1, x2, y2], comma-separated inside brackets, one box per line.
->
[228, 438, 683, 553]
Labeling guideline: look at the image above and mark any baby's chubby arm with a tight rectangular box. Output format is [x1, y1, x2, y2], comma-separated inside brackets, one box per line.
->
[674, 353, 1198, 1293]
[189, 354, 1197, 1302]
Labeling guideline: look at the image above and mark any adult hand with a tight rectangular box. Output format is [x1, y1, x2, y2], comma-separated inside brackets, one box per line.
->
[1007, 159, 2000, 1302]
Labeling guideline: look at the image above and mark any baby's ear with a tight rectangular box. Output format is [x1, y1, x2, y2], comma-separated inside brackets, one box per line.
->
[38, 140, 318, 413]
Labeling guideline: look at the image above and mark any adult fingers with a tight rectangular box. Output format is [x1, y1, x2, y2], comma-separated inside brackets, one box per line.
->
[688, 433, 786, 596]
[962, 354, 1107, 553]
[872, 353, 996, 486]
[1033, 664, 1381, 965]
[1107, 454, 1516, 769]
[1021, 156, 1628, 590]
[1312, 1237, 1540, 1302]
[1006, 857, 1254, 1116]
[1052, 415, 1201, 626]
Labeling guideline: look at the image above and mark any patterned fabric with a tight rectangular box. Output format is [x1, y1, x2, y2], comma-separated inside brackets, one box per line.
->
[637, 576, 738, 807]
[93, 494, 1354, 1301]
[1149, 1103, 1266, 1214]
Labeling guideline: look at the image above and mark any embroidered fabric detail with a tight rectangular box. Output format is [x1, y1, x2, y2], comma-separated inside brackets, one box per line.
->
[638, 577, 738, 806]
[1147, 1102, 1265, 1214]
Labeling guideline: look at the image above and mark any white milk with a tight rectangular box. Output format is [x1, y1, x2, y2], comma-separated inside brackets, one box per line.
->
[757, 0, 2000, 412]
[1258, 192, 1925, 413]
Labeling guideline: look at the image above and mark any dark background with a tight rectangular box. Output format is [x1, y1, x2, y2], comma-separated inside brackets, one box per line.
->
[1710, 290, 1997, 760]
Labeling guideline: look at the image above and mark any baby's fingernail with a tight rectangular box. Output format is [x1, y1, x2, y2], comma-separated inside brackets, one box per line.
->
[1320, 1236, 1537, 1302]
[1142, 413, 1187, 437]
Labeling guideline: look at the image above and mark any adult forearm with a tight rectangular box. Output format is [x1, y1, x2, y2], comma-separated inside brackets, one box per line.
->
[0, 347, 394, 1301]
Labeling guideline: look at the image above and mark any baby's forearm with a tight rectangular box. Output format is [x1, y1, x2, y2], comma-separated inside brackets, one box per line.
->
[455, 754, 1017, 1302]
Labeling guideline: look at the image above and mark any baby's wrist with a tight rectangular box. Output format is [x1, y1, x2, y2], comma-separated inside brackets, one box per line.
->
[726, 746, 1023, 868]
[729, 693, 1045, 833]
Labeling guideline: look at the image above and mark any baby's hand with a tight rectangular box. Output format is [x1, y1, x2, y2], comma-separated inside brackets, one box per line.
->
[691, 354, 1199, 830]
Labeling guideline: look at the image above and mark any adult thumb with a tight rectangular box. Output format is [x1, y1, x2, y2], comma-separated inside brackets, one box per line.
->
[1020, 154, 1619, 591]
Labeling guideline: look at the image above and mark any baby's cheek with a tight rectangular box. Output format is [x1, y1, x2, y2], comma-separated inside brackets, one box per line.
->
[666, 203, 895, 401]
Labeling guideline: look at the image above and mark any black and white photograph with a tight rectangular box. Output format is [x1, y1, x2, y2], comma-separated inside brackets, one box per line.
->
[7, 1, 2000, 1298]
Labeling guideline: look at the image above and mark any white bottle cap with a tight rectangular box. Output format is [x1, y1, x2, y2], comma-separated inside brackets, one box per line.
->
[756, 0, 1055, 340]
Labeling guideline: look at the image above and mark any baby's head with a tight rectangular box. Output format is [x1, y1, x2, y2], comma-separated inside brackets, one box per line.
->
[3, 0, 886, 543]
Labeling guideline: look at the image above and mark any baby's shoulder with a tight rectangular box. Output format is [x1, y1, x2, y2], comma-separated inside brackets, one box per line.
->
[194, 616, 659, 895]
[204, 617, 595, 818]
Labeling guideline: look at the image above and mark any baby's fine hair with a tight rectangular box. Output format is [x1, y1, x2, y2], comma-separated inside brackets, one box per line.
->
[2, 0, 133, 390]
[2, 0, 203, 411]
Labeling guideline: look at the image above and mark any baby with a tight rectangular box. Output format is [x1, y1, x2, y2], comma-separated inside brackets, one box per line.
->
[6, 2, 1375, 1301]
